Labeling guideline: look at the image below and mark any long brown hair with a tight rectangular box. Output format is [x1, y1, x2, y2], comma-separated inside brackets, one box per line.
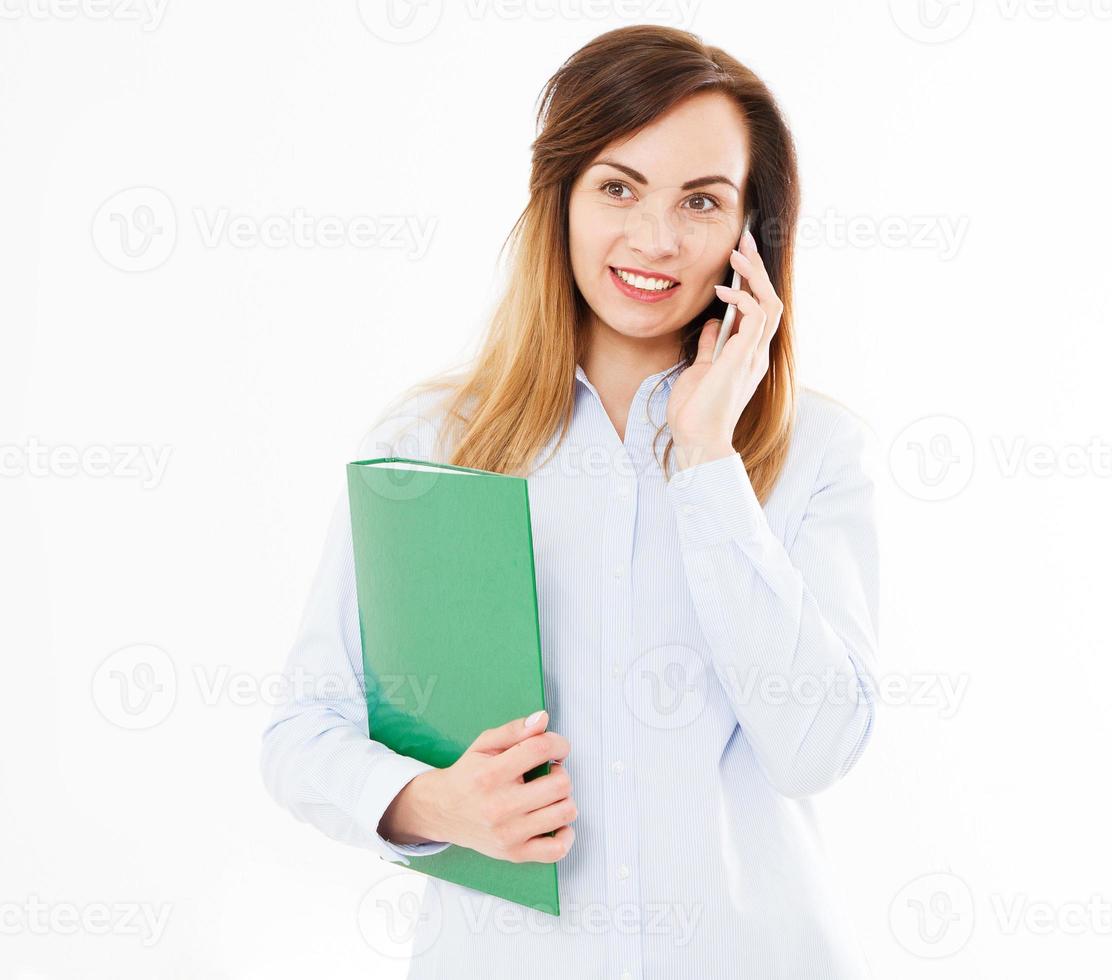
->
[387, 24, 800, 503]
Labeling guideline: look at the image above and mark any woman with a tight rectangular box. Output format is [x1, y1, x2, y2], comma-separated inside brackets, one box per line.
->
[261, 24, 880, 979]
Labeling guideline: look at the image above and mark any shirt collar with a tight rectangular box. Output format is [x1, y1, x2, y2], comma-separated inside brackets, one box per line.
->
[575, 357, 687, 396]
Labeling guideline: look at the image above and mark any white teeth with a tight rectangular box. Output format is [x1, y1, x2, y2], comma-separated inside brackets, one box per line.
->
[614, 268, 676, 291]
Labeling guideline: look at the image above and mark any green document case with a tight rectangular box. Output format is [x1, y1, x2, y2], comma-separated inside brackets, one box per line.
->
[346, 456, 559, 916]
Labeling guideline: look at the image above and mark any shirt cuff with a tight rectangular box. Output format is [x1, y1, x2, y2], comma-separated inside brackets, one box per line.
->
[355, 750, 453, 865]
[665, 451, 770, 548]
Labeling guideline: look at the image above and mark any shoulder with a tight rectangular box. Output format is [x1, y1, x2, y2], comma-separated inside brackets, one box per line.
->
[355, 383, 462, 463]
[795, 386, 876, 445]
[785, 387, 882, 496]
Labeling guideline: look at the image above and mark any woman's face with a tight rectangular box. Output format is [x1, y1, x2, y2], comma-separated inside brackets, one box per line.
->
[568, 90, 749, 351]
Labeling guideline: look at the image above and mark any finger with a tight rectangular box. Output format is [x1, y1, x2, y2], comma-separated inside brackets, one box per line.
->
[470, 710, 548, 754]
[730, 244, 784, 355]
[491, 730, 570, 783]
[709, 287, 764, 365]
[728, 249, 777, 310]
[714, 283, 761, 309]
[514, 794, 578, 841]
[714, 288, 763, 352]
[740, 228, 768, 272]
[516, 760, 573, 812]
[516, 823, 575, 864]
[721, 302, 768, 367]
[692, 317, 722, 366]
[731, 253, 781, 359]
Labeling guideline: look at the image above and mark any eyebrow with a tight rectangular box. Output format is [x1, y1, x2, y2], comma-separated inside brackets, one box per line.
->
[588, 158, 740, 194]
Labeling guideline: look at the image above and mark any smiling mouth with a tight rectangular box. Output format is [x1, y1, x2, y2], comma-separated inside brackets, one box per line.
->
[609, 266, 681, 292]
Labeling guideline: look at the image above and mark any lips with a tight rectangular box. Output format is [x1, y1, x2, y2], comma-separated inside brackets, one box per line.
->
[608, 266, 682, 303]
[609, 266, 680, 289]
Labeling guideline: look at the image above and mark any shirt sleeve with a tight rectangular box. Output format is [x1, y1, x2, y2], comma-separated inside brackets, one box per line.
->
[258, 488, 453, 865]
[664, 409, 881, 799]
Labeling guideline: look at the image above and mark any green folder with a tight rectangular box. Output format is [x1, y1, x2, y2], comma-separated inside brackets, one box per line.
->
[346, 455, 559, 916]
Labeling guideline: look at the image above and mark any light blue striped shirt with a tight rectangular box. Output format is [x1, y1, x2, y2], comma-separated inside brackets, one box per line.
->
[259, 359, 881, 979]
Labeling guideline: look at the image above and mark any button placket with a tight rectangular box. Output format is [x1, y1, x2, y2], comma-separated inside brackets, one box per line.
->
[601, 444, 643, 980]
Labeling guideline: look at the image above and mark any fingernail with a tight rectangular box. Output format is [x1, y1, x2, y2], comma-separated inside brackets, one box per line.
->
[744, 229, 756, 247]
[713, 283, 729, 293]
[525, 710, 545, 728]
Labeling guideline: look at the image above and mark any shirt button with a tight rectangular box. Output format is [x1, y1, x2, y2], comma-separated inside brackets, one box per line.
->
[611, 663, 622, 678]
[620, 972, 632, 980]
[681, 503, 696, 516]
[611, 760, 624, 774]
[613, 565, 623, 579]
[617, 863, 630, 880]
[616, 486, 629, 499]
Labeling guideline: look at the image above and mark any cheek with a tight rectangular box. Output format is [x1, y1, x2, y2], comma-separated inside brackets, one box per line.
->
[569, 228, 613, 285]
[567, 203, 594, 268]
[694, 251, 731, 288]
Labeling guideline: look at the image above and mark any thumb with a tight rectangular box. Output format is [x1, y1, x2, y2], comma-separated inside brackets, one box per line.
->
[693, 318, 722, 366]
[469, 709, 548, 754]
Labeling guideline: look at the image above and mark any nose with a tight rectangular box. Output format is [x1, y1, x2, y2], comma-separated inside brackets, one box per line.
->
[623, 195, 685, 262]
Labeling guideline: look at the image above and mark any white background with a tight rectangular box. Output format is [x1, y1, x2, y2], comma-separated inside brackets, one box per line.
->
[3, 1, 1111, 977]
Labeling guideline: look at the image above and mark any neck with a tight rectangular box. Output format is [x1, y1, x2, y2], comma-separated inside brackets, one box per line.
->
[578, 320, 684, 398]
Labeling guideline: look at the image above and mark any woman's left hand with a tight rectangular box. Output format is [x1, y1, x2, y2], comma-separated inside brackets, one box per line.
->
[666, 229, 784, 470]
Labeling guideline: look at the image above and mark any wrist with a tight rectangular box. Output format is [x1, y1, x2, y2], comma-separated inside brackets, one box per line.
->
[673, 441, 736, 473]
[378, 769, 448, 845]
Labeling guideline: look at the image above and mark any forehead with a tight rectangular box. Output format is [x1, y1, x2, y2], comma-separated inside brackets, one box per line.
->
[587, 91, 749, 189]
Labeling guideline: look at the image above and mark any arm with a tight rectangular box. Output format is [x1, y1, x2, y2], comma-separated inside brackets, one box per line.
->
[664, 410, 881, 798]
[258, 488, 453, 864]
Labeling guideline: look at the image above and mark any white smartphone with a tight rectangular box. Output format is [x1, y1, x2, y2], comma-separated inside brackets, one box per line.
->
[711, 213, 752, 363]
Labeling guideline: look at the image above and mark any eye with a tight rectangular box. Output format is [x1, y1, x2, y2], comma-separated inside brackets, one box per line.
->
[598, 180, 722, 215]
[685, 193, 722, 214]
[600, 179, 633, 200]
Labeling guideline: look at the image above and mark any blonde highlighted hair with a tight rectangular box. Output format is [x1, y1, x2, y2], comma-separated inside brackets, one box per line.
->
[390, 24, 800, 504]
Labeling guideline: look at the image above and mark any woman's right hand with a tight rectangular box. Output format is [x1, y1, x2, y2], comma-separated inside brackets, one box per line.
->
[383, 710, 577, 863]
